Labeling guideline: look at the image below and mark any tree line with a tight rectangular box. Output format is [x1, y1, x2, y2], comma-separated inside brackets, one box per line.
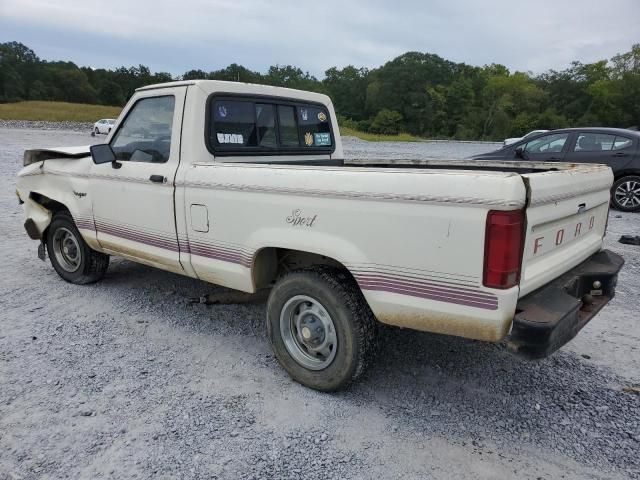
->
[1, 41, 638, 140]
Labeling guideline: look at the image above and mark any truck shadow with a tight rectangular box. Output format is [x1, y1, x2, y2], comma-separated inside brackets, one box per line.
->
[349, 325, 639, 471]
[101, 259, 639, 472]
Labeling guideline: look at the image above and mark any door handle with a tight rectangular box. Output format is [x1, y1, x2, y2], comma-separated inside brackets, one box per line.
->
[149, 175, 166, 183]
[549, 156, 562, 161]
[612, 152, 629, 157]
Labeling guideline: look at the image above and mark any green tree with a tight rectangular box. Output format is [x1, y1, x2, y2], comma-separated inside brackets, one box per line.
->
[265, 65, 320, 91]
[183, 69, 207, 80]
[370, 109, 403, 134]
[0, 42, 38, 102]
[481, 72, 546, 138]
[100, 81, 125, 106]
[323, 66, 369, 120]
[207, 63, 263, 83]
[2, 40, 639, 140]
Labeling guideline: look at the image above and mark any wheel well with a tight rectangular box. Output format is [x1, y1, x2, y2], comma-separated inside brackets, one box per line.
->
[29, 192, 68, 214]
[252, 247, 352, 290]
[29, 192, 69, 240]
[614, 171, 640, 181]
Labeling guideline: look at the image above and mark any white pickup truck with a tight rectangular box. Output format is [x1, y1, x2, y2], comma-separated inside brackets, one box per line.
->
[16, 80, 624, 391]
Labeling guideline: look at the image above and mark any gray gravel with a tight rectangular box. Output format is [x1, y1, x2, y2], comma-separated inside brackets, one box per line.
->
[0, 119, 93, 133]
[341, 135, 504, 160]
[1, 127, 639, 480]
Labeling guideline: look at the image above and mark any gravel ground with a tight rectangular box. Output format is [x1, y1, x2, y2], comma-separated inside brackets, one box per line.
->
[0, 120, 94, 133]
[1, 127, 639, 480]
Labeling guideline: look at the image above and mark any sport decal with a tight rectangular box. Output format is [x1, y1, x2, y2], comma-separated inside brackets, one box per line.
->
[286, 209, 317, 227]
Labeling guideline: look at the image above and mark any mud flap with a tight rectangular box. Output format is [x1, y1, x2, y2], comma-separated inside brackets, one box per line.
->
[38, 241, 46, 261]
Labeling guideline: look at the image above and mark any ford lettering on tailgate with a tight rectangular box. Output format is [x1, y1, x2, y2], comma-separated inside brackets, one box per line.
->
[529, 208, 606, 258]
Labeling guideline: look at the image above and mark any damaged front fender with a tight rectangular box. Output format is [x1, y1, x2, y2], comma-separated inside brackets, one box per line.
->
[22, 197, 53, 240]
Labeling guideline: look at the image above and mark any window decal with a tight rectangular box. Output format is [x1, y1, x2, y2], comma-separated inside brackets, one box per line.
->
[304, 132, 314, 146]
[314, 132, 331, 146]
[217, 133, 244, 144]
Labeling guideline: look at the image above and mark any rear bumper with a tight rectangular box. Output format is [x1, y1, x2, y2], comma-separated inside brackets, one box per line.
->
[507, 249, 624, 359]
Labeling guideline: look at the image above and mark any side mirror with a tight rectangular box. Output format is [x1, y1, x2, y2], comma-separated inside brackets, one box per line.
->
[90, 144, 120, 168]
[515, 146, 525, 159]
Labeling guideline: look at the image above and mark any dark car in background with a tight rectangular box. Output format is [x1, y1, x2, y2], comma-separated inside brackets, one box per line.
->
[470, 127, 640, 212]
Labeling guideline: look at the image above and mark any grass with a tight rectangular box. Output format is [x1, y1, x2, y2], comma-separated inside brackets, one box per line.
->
[340, 126, 423, 142]
[0, 101, 122, 122]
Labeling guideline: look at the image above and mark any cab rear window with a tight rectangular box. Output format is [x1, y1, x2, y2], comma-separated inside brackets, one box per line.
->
[208, 96, 333, 155]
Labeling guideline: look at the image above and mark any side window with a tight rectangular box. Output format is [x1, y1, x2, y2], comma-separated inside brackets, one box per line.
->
[110, 96, 175, 163]
[574, 133, 617, 152]
[613, 136, 633, 151]
[524, 133, 569, 153]
[209, 97, 333, 155]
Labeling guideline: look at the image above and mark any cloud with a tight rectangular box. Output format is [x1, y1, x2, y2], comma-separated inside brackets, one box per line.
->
[1, 0, 638, 76]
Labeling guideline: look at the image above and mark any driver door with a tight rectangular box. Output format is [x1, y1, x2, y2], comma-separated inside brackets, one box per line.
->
[89, 87, 186, 273]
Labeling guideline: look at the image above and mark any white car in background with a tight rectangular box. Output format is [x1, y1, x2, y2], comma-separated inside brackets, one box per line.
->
[93, 119, 116, 136]
[503, 129, 549, 146]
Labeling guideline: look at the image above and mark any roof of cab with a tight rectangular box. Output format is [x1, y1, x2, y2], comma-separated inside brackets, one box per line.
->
[135, 80, 197, 91]
[135, 79, 331, 104]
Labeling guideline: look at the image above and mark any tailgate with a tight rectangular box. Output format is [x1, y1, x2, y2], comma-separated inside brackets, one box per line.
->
[519, 165, 613, 297]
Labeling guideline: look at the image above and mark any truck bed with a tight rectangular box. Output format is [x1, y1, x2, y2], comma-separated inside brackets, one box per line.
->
[345, 157, 596, 175]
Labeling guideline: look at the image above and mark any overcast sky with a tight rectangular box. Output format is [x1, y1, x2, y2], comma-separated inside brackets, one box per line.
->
[1, 0, 638, 78]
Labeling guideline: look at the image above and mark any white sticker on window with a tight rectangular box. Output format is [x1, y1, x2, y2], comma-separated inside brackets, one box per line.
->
[217, 133, 244, 144]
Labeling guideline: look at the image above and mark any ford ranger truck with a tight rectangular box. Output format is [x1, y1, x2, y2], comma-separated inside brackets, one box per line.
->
[16, 80, 624, 391]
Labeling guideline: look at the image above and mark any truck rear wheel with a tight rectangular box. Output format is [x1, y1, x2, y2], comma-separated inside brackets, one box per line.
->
[47, 211, 109, 284]
[266, 267, 377, 391]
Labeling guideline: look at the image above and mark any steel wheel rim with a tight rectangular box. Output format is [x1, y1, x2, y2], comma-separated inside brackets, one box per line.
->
[52, 227, 82, 272]
[615, 180, 640, 209]
[280, 295, 338, 370]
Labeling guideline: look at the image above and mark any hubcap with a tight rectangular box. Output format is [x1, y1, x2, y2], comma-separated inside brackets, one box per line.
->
[52, 227, 82, 272]
[280, 295, 337, 370]
[615, 180, 640, 209]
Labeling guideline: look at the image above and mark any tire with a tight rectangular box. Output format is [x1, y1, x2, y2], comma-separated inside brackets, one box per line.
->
[611, 175, 640, 212]
[108, 128, 111, 134]
[94, 127, 99, 135]
[46, 211, 109, 284]
[267, 266, 378, 391]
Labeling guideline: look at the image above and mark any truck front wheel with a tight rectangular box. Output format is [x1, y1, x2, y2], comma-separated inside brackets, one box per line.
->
[46, 211, 109, 284]
[267, 267, 377, 391]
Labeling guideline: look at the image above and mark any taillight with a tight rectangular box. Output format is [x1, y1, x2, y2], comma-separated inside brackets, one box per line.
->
[483, 210, 525, 289]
